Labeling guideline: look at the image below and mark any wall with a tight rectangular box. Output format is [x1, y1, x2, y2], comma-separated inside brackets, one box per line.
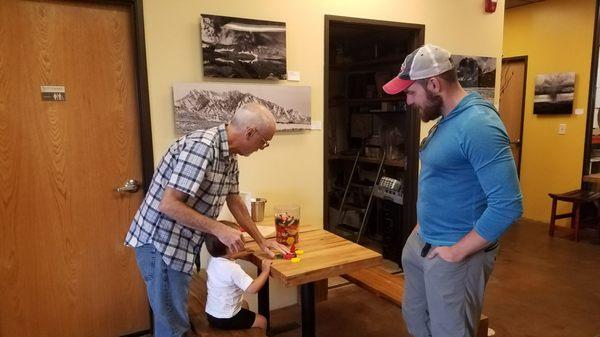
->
[142, 0, 505, 309]
[503, 0, 596, 222]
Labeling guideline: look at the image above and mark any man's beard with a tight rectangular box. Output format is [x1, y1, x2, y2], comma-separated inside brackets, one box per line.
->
[412, 89, 443, 122]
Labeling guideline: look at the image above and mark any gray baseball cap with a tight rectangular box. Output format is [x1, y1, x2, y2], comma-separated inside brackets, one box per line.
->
[383, 44, 453, 95]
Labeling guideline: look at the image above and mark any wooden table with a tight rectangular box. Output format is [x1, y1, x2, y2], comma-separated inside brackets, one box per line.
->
[246, 227, 382, 337]
[583, 173, 600, 183]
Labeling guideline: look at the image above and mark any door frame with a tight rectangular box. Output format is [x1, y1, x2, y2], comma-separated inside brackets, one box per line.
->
[323, 15, 424, 255]
[501, 55, 528, 176]
[583, 0, 600, 179]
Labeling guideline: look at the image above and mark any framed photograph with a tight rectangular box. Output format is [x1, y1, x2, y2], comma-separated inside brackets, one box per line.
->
[451, 55, 497, 103]
[534, 72, 575, 115]
[173, 82, 311, 133]
[201, 14, 287, 80]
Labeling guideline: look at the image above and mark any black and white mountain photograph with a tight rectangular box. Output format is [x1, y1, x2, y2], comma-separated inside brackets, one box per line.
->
[201, 14, 287, 80]
[173, 82, 311, 133]
[534, 72, 575, 114]
[451, 55, 497, 102]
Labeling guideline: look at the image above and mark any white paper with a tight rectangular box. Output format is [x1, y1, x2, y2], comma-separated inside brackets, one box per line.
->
[287, 71, 300, 81]
[243, 225, 276, 241]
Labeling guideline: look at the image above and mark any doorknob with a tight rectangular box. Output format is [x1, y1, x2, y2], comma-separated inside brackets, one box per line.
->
[510, 138, 521, 145]
[115, 179, 140, 193]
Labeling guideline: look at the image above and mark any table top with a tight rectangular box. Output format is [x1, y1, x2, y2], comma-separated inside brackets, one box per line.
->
[583, 173, 600, 183]
[246, 228, 382, 287]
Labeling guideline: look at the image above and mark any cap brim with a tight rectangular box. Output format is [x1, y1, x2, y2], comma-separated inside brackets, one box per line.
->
[382, 77, 415, 95]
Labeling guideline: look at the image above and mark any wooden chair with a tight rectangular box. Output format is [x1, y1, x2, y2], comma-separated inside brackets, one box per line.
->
[548, 189, 600, 242]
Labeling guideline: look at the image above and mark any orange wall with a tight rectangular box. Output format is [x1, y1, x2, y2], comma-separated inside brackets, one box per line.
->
[503, 0, 596, 223]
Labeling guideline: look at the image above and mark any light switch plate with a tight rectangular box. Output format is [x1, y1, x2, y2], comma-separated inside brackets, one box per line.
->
[311, 121, 322, 130]
[575, 108, 584, 115]
[559, 123, 567, 135]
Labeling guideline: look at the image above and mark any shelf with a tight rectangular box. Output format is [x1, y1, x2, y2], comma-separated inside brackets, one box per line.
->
[352, 109, 406, 114]
[351, 182, 373, 189]
[331, 183, 372, 191]
[329, 202, 366, 212]
[329, 154, 405, 168]
[342, 203, 367, 212]
[336, 223, 360, 233]
[330, 97, 405, 105]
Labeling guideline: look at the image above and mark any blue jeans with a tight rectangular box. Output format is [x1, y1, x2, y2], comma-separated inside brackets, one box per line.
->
[135, 244, 192, 337]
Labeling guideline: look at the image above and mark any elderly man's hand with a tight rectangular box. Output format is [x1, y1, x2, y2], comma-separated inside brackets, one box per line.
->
[216, 225, 245, 252]
[260, 239, 290, 258]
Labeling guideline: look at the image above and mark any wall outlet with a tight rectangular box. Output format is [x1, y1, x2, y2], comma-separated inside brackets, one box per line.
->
[559, 123, 567, 135]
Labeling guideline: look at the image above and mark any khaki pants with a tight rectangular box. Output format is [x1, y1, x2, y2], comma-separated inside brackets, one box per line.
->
[401, 230, 498, 337]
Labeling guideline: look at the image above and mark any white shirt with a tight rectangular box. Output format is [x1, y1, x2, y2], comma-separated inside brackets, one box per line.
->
[205, 256, 254, 318]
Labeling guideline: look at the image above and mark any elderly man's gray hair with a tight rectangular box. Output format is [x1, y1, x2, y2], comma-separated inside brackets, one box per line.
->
[229, 103, 276, 131]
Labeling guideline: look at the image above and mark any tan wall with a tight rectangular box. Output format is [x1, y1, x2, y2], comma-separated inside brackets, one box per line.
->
[142, 0, 506, 309]
[503, 0, 596, 223]
[143, 0, 506, 226]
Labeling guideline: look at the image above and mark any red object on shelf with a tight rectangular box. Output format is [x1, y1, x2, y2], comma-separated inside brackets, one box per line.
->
[593, 135, 600, 144]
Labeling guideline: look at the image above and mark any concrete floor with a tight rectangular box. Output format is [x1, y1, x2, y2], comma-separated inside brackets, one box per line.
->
[269, 219, 600, 337]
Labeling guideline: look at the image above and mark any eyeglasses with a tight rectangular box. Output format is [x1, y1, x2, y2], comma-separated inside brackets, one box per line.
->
[250, 127, 270, 149]
[419, 121, 440, 151]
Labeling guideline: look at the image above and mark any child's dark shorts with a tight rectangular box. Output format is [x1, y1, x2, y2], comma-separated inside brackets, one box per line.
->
[206, 308, 256, 330]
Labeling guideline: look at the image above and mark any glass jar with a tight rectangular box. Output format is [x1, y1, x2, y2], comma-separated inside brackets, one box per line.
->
[274, 204, 300, 246]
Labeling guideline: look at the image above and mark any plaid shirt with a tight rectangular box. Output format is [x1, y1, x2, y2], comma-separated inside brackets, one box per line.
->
[125, 124, 239, 274]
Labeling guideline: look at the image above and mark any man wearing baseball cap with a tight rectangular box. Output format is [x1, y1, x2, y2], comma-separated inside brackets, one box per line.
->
[384, 44, 523, 337]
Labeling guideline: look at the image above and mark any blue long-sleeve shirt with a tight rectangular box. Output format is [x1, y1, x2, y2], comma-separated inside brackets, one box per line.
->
[417, 92, 523, 246]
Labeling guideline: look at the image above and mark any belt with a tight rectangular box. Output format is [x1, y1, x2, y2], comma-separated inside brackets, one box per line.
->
[420, 241, 499, 257]
[484, 241, 499, 252]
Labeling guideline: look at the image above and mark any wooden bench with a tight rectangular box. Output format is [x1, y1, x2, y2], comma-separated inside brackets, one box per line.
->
[548, 189, 600, 242]
[342, 266, 489, 337]
[187, 270, 266, 337]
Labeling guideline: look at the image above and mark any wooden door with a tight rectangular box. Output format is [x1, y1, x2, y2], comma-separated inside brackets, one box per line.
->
[499, 57, 527, 174]
[0, 1, 150, 336]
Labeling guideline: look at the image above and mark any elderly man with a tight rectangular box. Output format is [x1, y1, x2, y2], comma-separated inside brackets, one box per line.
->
[125, 103, 287, 337]
[383, 45, 522, 337]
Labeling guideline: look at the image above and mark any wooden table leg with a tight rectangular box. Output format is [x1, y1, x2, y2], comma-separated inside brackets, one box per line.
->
[258, 271, 270, 334]
[300, 282, 316, 337]
[549, 197, 557, 237]
[573, 203, 581, 242]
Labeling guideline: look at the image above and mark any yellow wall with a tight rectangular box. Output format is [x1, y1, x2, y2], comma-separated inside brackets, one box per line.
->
[503, 0, 596, 222]
[142, 0, 505, 227]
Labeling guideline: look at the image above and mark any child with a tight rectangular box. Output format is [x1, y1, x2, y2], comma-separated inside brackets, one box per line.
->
[204, 234, 272, 330]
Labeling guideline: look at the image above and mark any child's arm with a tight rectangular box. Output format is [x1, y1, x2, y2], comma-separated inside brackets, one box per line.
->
[245, 259, 272, 294]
